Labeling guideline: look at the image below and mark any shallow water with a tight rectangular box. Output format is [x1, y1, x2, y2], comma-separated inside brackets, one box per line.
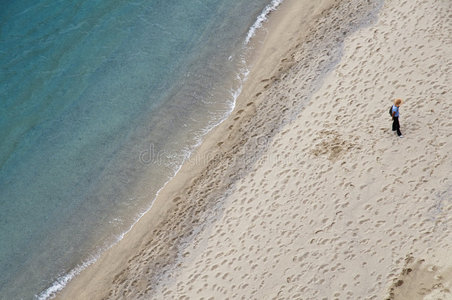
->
[0, 0, 279, 298]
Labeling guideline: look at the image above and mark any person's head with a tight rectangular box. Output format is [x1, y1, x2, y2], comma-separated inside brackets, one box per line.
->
[394, 98, 403, 107]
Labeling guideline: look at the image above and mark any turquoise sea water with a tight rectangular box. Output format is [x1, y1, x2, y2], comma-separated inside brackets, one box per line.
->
[0, 0, 282, 298]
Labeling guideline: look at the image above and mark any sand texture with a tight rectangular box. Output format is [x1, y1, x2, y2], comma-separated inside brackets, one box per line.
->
[57, 0, 452, 299]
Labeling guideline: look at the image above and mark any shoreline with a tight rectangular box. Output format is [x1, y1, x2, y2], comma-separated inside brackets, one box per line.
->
[54, 0, 345, 298]
[38, 1, 288, 298]
[56, 0, 452, 298]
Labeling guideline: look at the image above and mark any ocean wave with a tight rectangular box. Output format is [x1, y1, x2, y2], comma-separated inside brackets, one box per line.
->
[245, 0, 285, 45]
[36, 0, 281, 298]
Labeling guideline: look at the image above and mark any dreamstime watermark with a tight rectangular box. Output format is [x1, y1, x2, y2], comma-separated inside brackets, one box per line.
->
[256, 135, 269, 148]
[137, 134, 307, 170]
[139, 144, 175, 166]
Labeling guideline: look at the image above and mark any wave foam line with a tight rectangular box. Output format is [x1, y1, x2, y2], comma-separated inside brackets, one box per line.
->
[37, 1, 284, 297]
[37, 59, 249, 300]
[36, 170, 178, 300]
[245, 0, 285, 45]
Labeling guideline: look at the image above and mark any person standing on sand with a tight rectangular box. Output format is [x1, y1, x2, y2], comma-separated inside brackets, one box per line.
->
[392, 98, 403, 138]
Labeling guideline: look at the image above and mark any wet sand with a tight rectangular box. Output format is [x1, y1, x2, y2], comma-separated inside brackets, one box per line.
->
[57, 0, 452, 299]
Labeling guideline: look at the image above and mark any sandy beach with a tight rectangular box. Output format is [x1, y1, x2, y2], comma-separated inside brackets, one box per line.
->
[57, 0, 452, 299]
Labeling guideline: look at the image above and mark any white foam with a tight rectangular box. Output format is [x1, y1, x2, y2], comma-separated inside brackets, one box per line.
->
[245, 0, 285, 45]
[37, 1, 283, 298]
[36, 175, 174, 299]
[36, 255, 98, 300]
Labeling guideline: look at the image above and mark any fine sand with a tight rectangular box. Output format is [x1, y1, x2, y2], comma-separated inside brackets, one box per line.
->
[56, 0, 452, 299]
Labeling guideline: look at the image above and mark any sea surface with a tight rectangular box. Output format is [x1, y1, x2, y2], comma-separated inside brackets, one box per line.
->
[0, 0, 283, 298]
